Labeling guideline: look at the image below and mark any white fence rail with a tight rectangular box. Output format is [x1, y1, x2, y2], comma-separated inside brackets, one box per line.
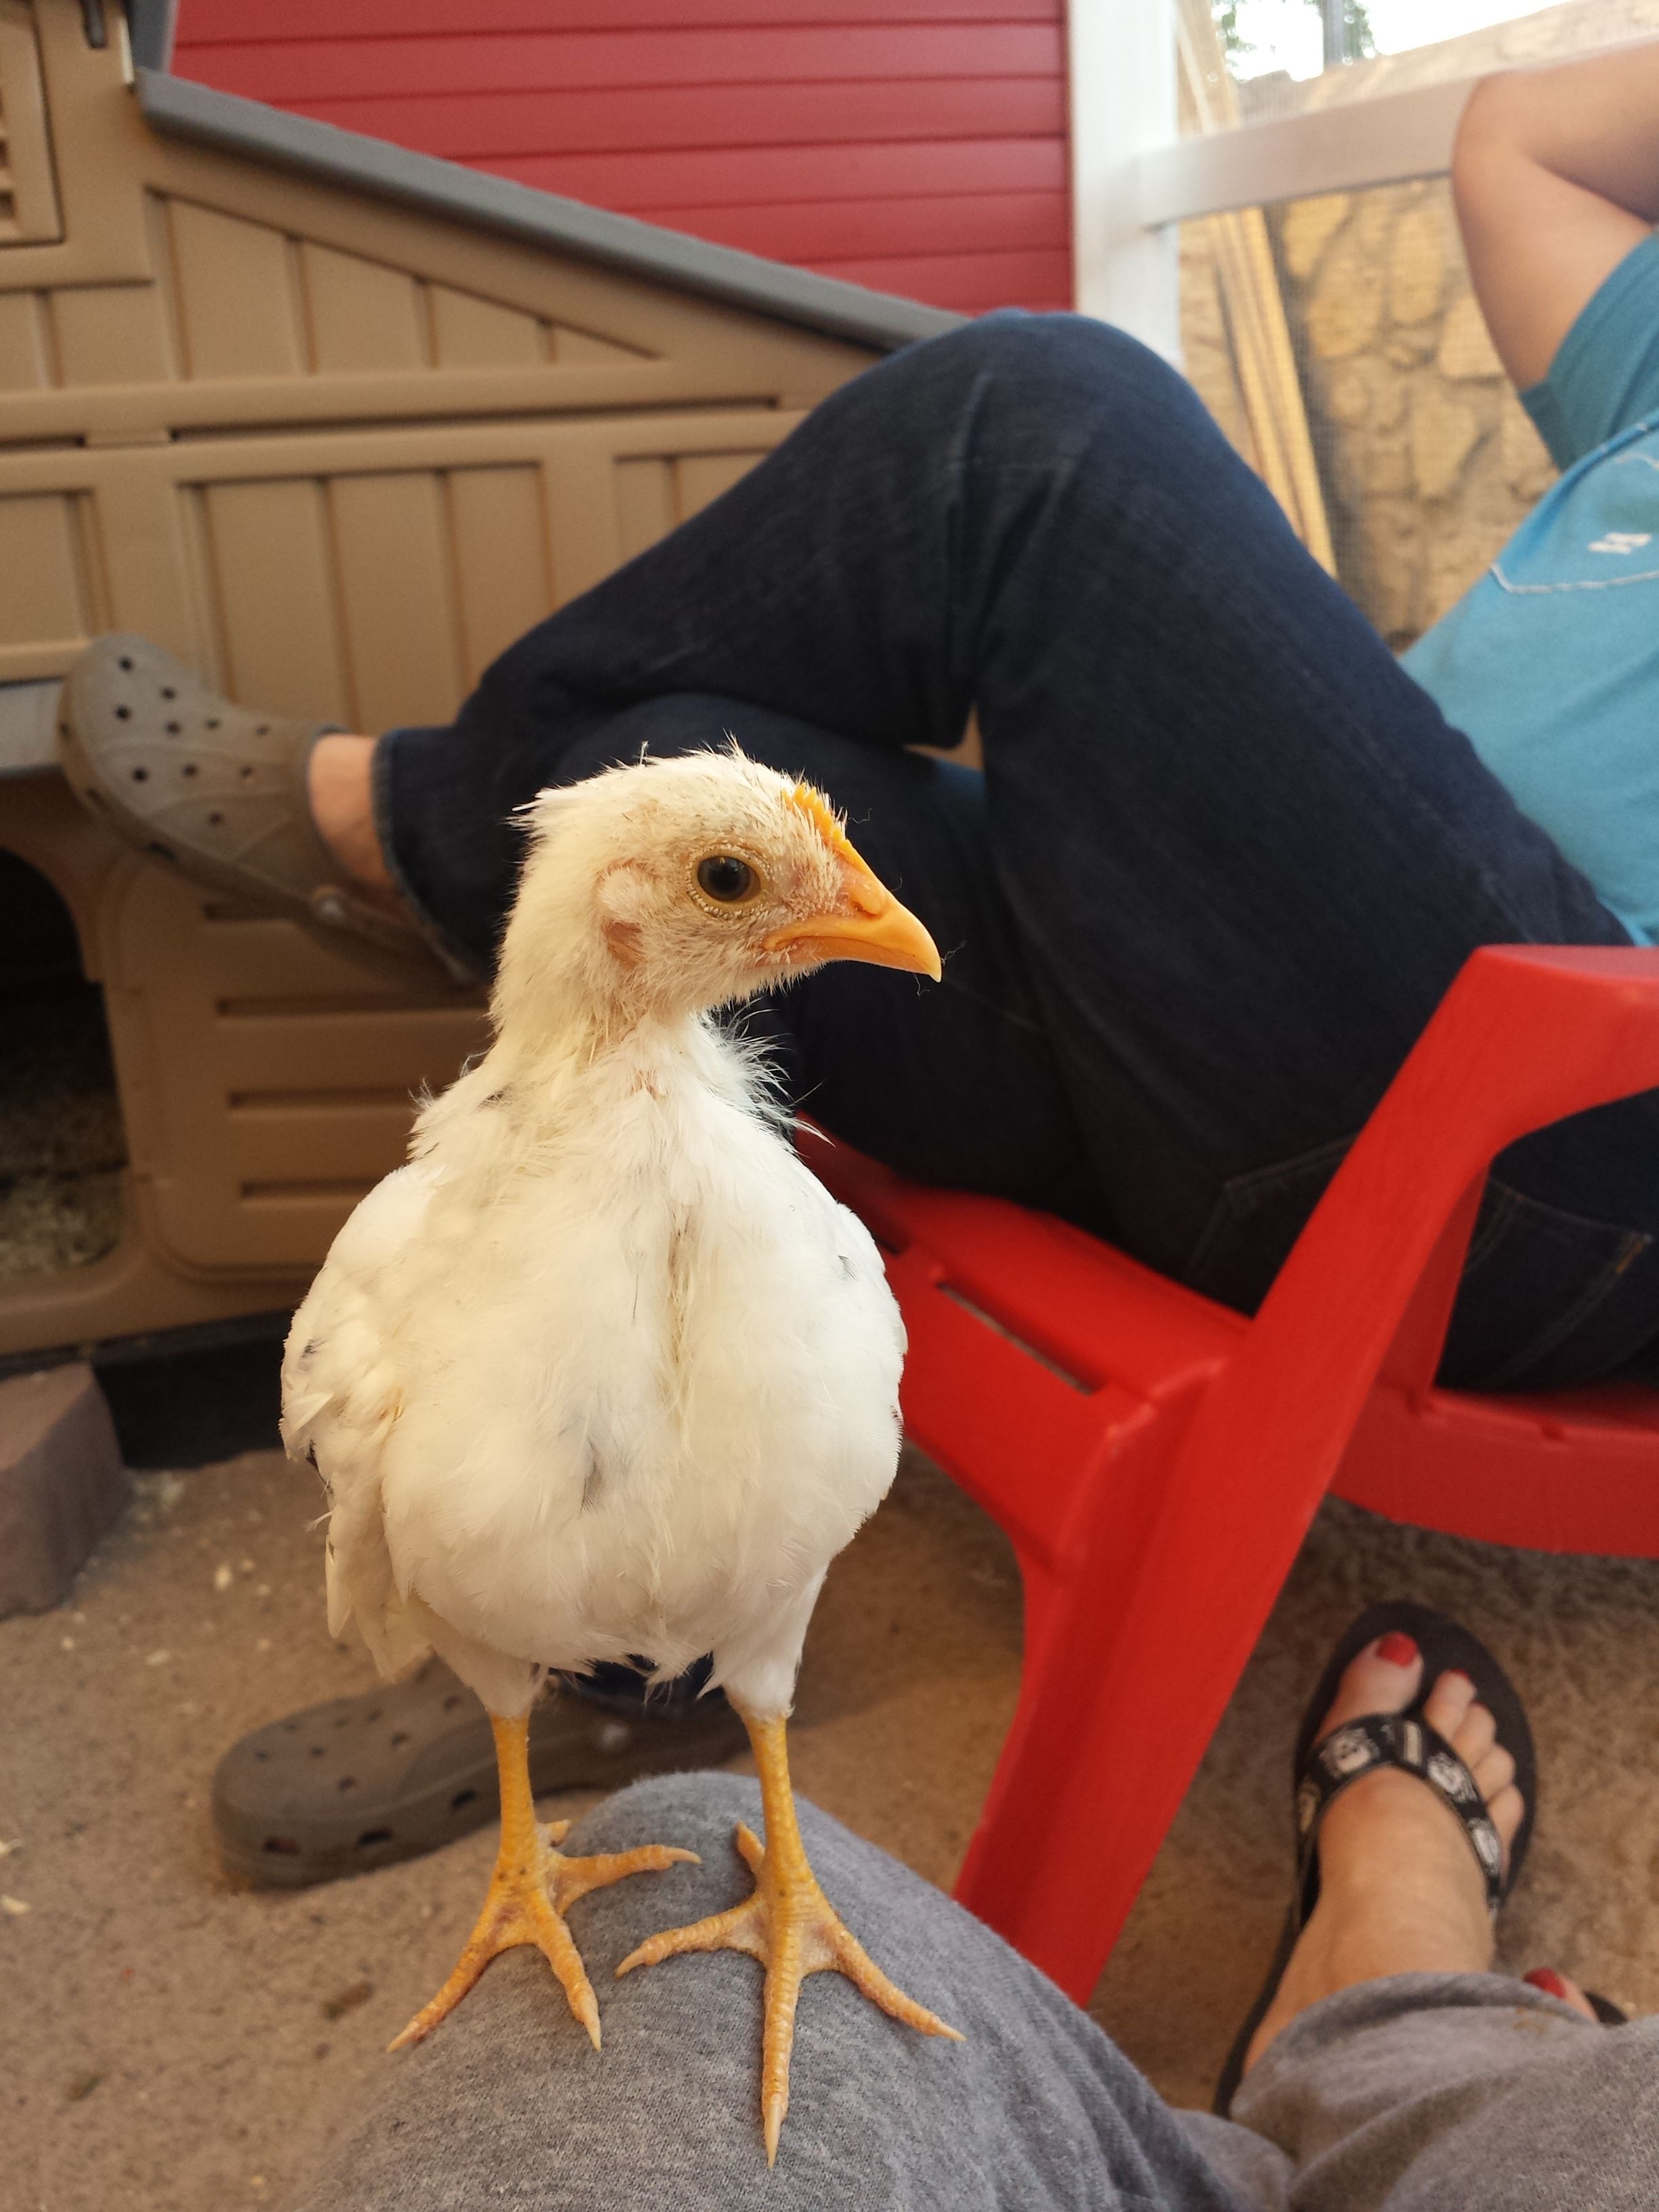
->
[1071, 1, 1654, 356]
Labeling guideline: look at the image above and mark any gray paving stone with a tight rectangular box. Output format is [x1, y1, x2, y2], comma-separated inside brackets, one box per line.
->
[0, 1361, 129, 1616]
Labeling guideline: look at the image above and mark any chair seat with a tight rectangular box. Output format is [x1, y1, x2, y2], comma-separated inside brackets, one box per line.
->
[806, 1124, 1659, 1570]
[1338, 1374, 1659, 1553]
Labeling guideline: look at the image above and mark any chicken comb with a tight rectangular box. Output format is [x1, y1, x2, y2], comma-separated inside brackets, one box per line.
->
[786, 779, 857, 859]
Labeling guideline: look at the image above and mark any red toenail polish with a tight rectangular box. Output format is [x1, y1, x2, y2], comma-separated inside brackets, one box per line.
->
[1446, 1669, 1475, 1689]
[1376, 1632, 1418, 1666]
[1524, 1969, 1570, 2000]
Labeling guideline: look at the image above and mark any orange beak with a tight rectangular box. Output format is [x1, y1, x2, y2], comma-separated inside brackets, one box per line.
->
[763, 841, 942, 981]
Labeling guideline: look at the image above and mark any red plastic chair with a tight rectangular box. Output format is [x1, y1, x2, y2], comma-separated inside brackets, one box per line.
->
[802, 945, 1659, 2002]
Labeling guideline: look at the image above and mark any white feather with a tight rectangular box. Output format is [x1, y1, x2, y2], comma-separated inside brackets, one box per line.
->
[283, 752, 909, 1723]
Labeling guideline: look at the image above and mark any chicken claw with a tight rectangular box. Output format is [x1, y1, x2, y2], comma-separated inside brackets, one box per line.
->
[615, 1709, 960, 2162]
[391, 1711, 697, 2053]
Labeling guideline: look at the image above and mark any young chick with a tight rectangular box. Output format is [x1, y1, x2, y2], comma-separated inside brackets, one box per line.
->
[281, 750, 956, 2160]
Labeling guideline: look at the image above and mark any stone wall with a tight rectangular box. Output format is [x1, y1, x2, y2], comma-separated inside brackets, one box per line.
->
[1273, 178, 1555, 649]
[1180, 182, 1557, 651]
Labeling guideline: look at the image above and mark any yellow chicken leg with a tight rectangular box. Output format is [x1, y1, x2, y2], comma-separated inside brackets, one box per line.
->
[615, 1702, 961, 2163]
[390, 1708, 697, 2052]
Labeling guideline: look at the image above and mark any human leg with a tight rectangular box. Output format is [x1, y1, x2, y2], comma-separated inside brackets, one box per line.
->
[375, 314, 1659, 1386]
[64, 318, 1659, 1380]
[1238, 1633, 1527, 2077]
[1232, 1978, 1657, 2212]
[304, 684, 1107, 1225]
[287, 1751, 1655, 2212]
[308, 733, 392, 890]
[288, 1772, 1273, 2212]
[1209, 1629, 1658, 2212]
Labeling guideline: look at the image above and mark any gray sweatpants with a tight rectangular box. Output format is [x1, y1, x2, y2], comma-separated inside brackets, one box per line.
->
[292, 1774, 1657, 2211]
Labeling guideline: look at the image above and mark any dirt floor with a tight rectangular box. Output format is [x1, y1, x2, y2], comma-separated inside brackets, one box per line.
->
[4, 1441, 1658, 2212]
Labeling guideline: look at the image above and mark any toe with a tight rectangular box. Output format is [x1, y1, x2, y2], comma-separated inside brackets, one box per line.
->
[1486, 1780, 1525, 1856]
[1421, 1666, 1478, 1740]
[1471, 1741, 1515, 1799]
[1450, 1698, 1498, 1766]
[1319, 1631, 1426, 1736]
[1523, 1967, 1599, 2021]
[1420, 1675, 1525, 1862]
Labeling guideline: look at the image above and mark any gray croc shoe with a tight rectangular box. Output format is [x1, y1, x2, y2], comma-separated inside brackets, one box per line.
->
[58, 635, 446, 971]
[212, 1657, 748, 1889]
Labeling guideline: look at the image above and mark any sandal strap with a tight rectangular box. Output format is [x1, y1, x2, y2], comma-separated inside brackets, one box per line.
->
[1294, 1713, 1506, 1919]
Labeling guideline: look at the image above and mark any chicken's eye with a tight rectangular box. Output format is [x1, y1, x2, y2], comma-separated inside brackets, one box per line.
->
[696, 855, 756, 903]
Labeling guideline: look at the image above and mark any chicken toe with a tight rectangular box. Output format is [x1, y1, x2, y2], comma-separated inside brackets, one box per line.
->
[390, 1710, 696, 2052]
[615, 1710, 960, 2162]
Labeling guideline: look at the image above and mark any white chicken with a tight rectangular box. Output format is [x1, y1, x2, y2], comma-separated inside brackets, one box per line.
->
[281, 749, 957, 2159]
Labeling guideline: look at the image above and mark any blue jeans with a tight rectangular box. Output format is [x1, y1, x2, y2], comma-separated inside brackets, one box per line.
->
[379, 313, 1659, 1391]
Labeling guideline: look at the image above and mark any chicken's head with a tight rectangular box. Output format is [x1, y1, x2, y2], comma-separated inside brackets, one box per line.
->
[497, 749, 941, 1028]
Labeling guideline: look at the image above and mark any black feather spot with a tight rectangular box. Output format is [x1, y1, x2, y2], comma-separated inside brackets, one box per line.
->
[305, 1443, 319, 1470]
[581, 1453, 603, 1512]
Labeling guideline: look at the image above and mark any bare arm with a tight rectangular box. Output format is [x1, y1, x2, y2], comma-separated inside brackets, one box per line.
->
[1454, 42, 1659, 392]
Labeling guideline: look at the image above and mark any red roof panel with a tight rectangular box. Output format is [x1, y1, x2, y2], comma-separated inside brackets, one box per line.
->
[172, 3, 1072, 316]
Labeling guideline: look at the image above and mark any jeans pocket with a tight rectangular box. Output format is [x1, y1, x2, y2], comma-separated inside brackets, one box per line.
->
[1183, 1145, 1656, 1391]
[1182, 1135, 1357, 1319]
[1440, 1181, 1652, 1390]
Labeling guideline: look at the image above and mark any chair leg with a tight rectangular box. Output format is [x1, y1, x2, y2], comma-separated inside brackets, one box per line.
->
[955, 1469, 1303, 2001]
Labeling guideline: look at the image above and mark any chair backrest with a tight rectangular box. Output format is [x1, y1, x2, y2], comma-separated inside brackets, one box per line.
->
[1114, 945, 1659, 1717]
[1198, 945, 1659, 1475]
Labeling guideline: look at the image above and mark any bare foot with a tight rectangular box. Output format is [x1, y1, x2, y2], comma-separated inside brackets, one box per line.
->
[1244, 1632, 1538, 2075]
[307, 732, 394, 891]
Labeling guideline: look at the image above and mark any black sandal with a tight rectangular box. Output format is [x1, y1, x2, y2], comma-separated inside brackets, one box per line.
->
[1213, 1601, 1538, 2116]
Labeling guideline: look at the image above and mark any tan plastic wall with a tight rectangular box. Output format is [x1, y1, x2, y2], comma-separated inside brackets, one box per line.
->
[0, 1, 882, 1356]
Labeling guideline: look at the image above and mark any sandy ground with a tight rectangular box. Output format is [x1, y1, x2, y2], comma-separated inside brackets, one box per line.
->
[3, 1443, 1658, 2212]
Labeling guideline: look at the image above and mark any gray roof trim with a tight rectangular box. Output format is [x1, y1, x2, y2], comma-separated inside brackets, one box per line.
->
[136, 70, 966, 354]
[125, 0, 178, 74]
[0, 680, 62, 777]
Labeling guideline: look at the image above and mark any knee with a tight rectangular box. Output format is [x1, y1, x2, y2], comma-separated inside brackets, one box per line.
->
[932, 308, 1179, 391]
[571, 1768, 762, 1857]
[896, 310, 1202, 457]
[567, 1767, 865, 1874]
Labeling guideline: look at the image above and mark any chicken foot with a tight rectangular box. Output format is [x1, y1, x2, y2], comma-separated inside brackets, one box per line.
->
[615, 1702, 961, 2162]
[390, 1708, 697, 2052]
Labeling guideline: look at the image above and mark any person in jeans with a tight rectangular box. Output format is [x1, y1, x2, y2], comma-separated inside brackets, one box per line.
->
[59, 49, 1659, 1860]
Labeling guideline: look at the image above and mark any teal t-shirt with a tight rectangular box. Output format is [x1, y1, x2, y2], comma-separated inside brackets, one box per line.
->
[1402, 231, 1659, 941]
